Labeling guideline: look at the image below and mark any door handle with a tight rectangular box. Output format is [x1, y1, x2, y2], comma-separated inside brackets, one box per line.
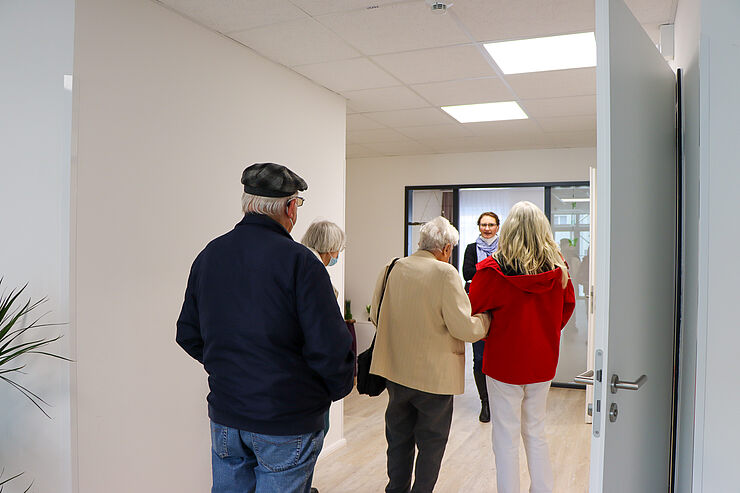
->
[610, 374, 647, 393]
[575, 369, 594, 385]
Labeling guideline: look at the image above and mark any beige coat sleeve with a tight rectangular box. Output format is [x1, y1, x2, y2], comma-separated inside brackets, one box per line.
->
[440, 267, 490, 342]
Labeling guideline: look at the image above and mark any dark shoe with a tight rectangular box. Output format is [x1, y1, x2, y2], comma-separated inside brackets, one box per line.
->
[473, 370, 490, 422]
[479, 400, 490, 423]
[311, 489, 319, 493]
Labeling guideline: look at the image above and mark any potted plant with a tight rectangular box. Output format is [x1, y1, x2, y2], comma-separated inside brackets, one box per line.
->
[0, 279, 70, 491]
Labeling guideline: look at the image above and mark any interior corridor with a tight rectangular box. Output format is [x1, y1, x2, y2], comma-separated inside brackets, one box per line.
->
[313, 363, 591, 492]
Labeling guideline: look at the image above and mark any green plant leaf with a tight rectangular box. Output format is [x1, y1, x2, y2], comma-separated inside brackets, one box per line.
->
[0, 278, 69, 418]
[0, 470, 24, 487]
[0, 375, 53, 418]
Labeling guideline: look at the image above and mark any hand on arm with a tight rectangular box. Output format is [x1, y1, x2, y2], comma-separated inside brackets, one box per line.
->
[441, 268, 489, 342]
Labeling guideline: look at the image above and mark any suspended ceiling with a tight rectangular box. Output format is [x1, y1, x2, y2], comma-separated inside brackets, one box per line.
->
[155, 0, 677, 157]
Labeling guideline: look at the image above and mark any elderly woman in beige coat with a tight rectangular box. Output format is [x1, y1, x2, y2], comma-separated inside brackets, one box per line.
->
[370, 216, 490, 493]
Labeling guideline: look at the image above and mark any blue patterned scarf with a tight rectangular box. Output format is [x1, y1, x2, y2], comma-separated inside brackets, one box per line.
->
[476, 235, 498, 262]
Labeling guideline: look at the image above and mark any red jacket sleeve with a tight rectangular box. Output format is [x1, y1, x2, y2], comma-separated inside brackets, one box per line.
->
[562, 277, 576, 329]
[469, 266, 503, 315]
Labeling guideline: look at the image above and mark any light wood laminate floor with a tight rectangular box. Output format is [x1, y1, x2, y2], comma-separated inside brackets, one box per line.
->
[313, 375, 590, 493]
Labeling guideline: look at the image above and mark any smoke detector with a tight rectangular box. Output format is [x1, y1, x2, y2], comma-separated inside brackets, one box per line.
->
[426, 1, 453, 14]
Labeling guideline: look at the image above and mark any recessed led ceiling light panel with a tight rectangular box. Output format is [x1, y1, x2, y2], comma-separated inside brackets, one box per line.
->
[484, 32, 596, 75]
[560, 198, 591, 203]
[441, 101, 528, 123]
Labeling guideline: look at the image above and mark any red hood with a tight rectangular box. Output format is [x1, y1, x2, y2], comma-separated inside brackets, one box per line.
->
[477, 256, 563, 294]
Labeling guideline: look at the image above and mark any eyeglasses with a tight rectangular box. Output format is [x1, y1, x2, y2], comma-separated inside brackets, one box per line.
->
[291, 196, 305, 207]
[479, 223, 498, 228]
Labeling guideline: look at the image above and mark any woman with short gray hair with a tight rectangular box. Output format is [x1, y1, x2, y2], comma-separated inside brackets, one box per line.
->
[370, 215, 489, 493]
[301, 220, 346, 268]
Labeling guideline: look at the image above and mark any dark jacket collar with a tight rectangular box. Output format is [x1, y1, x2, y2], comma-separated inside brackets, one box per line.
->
[235, 214, 293, 239]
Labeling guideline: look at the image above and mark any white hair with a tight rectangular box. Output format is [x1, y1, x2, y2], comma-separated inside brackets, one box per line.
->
[301, 220, 346, 253]
[241, 191, 297, 216]
[418, 216, 459, 252]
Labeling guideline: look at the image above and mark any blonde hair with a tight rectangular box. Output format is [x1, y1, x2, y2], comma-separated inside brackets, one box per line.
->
[494, 201, 569, 287]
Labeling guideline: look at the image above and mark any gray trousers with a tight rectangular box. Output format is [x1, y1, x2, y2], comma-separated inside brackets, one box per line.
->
[385, 381, 453, 493]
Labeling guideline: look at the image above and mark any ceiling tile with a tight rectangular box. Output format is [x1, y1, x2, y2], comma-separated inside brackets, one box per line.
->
[346, 143, 383, 158]
[419, 135, 548, 153]
[317, 1, 470, 55]
[371, 45, 496, 85]
[293, 58, 400, 92]
[541, 130, 597, 147]
[397, 124, 475, 140]
[229, 18, 360, 67]
[362, 140, 434, 156]
[159, 0, 308, 34]
[419, 136, 492, 153]
[642, 23, 661, 45]
[342, 86, 430, 112]
[347, 128, 412, 144]
[410, 78, 513, 106]
[537, 115, 596, 133]
[506, 67, 596, 99]
[451, 0, 594, 43]
[625, 0, 676, 24]
[360, 108, 452, 127]
[347, 114, 387, 131]
[289, 0, 407, 16]
[464, 119, 542, 137]
[520, 95, 596, 118]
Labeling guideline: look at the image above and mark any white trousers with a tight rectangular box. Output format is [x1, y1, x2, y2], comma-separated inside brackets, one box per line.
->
[487, 377, 553, 493]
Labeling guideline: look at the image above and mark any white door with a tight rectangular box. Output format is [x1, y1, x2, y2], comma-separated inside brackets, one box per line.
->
[590, 0, 678, 491]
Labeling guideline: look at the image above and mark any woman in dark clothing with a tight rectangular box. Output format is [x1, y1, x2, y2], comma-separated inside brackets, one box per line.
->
[462, 211, 500, 423]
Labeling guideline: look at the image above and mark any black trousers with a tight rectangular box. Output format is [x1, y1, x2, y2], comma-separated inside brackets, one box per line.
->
[385, 381, 454, 493]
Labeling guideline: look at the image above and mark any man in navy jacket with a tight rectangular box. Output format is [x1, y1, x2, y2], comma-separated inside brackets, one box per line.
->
[176, 162, 354, 493]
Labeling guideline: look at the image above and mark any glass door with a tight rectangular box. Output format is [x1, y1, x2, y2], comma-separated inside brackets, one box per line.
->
[458, 187, 545, 275]
[550, 185, 591, 385]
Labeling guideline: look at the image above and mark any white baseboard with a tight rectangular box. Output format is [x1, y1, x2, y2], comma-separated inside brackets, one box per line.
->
[318, 438, 347, 461]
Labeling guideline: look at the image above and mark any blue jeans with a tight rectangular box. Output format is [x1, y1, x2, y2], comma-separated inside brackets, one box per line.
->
[210, 420, 324, 493]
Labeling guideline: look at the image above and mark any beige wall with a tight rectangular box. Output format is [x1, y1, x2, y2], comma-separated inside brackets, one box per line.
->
[345, 148, 595, 314]
[72, 0, 345, 491]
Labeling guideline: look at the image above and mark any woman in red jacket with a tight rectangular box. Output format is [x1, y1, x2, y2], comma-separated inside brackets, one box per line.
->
[469, 201, 575, 493]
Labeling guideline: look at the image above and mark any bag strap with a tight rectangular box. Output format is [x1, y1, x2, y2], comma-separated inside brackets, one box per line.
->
[370, 257, 399, 349]
[376, 257, 399, 322]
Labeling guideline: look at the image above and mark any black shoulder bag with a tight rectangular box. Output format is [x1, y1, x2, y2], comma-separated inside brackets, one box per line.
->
[356, 257, 399, 396]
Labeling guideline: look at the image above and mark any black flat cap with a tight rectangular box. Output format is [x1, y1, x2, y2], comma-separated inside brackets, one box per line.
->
[241, 162, 308, 198]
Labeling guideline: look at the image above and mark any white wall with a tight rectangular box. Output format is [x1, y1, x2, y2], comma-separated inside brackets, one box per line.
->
[0, 1, 74, 492]
[673, 0, 701, 490]
[689, 0, 740, 491]
[345, 148, 594, 314]
[71, 1, 346, 491]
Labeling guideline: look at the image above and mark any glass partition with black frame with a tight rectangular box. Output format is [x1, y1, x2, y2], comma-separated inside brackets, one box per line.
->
[405, 187, 455, 263]
[404, 181, 589, 388]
